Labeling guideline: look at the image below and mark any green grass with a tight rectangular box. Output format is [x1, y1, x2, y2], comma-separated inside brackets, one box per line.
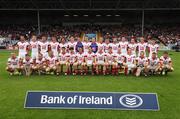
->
[0, 50, 180, 119]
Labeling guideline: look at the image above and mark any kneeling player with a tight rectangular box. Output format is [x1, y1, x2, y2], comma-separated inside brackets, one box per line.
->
[6, 53, 21, 75]
[46, 51, 58, 75]
[147, 52, 161, 75]
[135, 51, 148, 77]
[36, 53, 46, 75]
[66, 47, 76, 75]
[116, 49, 126, 74]
[160, 51, 174, 75]
[104, 47, 114, 75]
[95, 49, 106, 75]
[23, 54, 33, 76]
[124, 48, 136, 75]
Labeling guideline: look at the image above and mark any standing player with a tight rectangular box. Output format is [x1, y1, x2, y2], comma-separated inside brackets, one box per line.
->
[104, 47, 114, 75]
[148, 39, 159, 58]
[59, 37, 68, 53]
[49, 36, 60, 58]
[119, 36, 128, 55]
[128, 38, 137, 57]
[103, 39, 111, 53]
[111, 38, 119, 54]
[97, 37, 104, 52]
[30, 34, 39, 60]
[82, 37, 90, 53]
[17, 35, 29, 59]
[67, 36, 76, 53]
[39, 35, 50, 59]
[6, 53, 20, 75]
[137, 37, 147, 56]
[159, 51, 174, 75]
[135, 51, 149, 77]
[147, 52, 161, 75]
[124, 48, 136, 75]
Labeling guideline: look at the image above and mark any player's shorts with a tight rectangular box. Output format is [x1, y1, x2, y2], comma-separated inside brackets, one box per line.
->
[53, 52, 59, 58]
[127, 64, 136, 70]
[31, 52, 38, 59]
[18, 52, 27, 59]
[9, 65, 18, 70]
[87, 61, 93, 66]
[60, 61, 66, 65]
[147, 65, 158, 70]
[97, 61, 104, 65]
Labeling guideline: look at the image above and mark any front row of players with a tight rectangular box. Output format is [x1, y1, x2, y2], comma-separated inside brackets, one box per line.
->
[6, 47, 173, 77]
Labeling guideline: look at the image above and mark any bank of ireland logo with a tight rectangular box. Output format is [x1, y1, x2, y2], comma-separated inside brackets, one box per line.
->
[119, 94, 143, 108]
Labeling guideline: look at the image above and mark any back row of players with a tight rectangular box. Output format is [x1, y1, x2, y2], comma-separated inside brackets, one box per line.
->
[6, 34, 173, 76]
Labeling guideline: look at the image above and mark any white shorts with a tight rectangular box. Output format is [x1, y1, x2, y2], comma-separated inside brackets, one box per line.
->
[127, 64, 136, 70]
[18, 52, 27, 59]
[31, 52, 38, 59]
[97, 61, 104, 65]
[60, 61, 66, 65]
[87, 61, 93, 66]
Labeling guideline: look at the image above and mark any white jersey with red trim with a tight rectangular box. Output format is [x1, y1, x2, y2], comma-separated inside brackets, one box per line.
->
[97, 43, 104, 52]
[125, 54, 135, 65]
[59, 43, 68, 50]
[30, 41, 39, 53]
[136, 57, 148, 66]
[96, 53, 105, 62]
[119, 41, 128, 55]
[160, 56, 172, 65]
[49, 42, 60, 57]
[117, 54, 125, 63]
[67, 42, 76, 52]
[137, 42, 147, 55]
[8, 57, 19, 66]
[47, 57, 57, 65]
[105, 52, 113, 62]
[128, 43, 137, 56]
[82, 42, 91, 53]
[17, 41, 29, 54]
[148, 44, 159, 57]
[84, 52, 95, 62]
[23, 59, 33, 66]
[39, 41, 49, 54]
[76, 53, 85, 63]
[111, 43, 119, 54]
[103, 43, 112, 53]
[59, 53, 69, 62]
[69, 52, 76, 63]
[148, 57, 159, 66]
[36, 58, 45, 64]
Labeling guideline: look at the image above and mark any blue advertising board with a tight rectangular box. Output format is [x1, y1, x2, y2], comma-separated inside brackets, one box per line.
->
[24, 91, 159, 111]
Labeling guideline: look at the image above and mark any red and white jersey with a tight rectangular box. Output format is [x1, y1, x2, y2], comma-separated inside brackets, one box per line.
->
[117, 54, 125, 63]
[76, 53, 85, 62]
[59, 53, 69, 62]
[160, 56, 172, 65]
[17, 41, 29, 53]
[136, 57, 148, 66]
[69, 52, 76, 63]
[59, 43, 68, 50]
[47, 57, 57, 65]
[119, 41, 128, 54]
[111, 43, 119, 54]
[82, 42, 91, 53]
[125, 54, 135, 65]
[30, 41, 39, 53]
[8, 57, 19, 66]
[148, 44, 159, 54]
[39, 41, 49, 54]
[84, 52, 95, 62]
[36, 58, 45, 64]
[128, 43, 137, 55]
[67, 42, 76, 51]
[148, 57, 159, 66]
[103, 43, 112, 53]
[23, 59, 33, 66]
[97, 43, 104, 52]
[137, 42, 147, 53]
[96, 53, 105, 62]
[49, 42, 59, 53]
[105, 53, 113, 62]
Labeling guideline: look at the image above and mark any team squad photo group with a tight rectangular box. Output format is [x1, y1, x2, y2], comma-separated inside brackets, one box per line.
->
[6, 34, 174, 77]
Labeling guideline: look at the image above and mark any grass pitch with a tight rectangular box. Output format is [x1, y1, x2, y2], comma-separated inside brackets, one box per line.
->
[0, 50, 180, 119]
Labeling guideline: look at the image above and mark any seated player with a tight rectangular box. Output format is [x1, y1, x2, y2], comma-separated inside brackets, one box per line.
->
[159, 51, 174, 75]
[73, 47, 86, 75]
[57, 47, 69, 75]
[104, 47, 114, 75]
[22, 54, 33, 76]
[95, 49, 106, 75]
[124, 48, 136, 75]
[46, 51, 58, 75]
[6, 53, 21, 75]
[116, 48, 126, 73]
[111, 52, 118, 75]
[66, 47, 76, 75]
[84, 47, 95, 75]
[36, 53, 46, 75]
[147, 52, 161, 75]
[135, 51, 149, 77]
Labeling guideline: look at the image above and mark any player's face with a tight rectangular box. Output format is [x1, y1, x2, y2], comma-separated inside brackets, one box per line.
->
[70, 37, 74, 42]
[11, 53, 16, 59]
[42, 36, 47, 42]
[108, 48, 112, 53]
[99, 38, 103, 43]
[117, 49, 121, 54]
[152, 40, 156, 44]
[20, 36, 25, 42]
[92, 38, 96, 43]
[31, 36, 37, 42]
[26, 56, 30, 60]
[122, 37, 126, 42]
[105, 39, 109, 44]
[140, 37, 144, 43]
[49, 52, 53, 57]
[163, 53, 168, 58]
[113, 38, 117, 43]
[140, 53, 144, 58]
[79, 48, 83, 53]
[38, 55, 43, 60]
[127, 49, 132, 55]
[62, 48, 66, 53]
[88, 48, 92, 53]
[131, 39, 135, 43]
[61, 38, 65, 43]
[70, 49, 74, 54]
[152, 54, 156, 59]
[52, 37, 57, 42]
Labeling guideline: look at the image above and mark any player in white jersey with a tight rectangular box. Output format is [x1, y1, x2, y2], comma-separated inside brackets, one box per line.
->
[17, 35, 29, 59]
[67, 36, 76, 53]
[94, 49, 106, 75]
[148, 39, 159, 58]
[39, 35, 50, 59]
[30, 35, 39, 60]
[137, 37, 147, 56]
[59, 37, 68, 53]
[82, 37, 91, 53]
[35, 53, 46, 75]
[66, 47, 76, 75]
[135, 51, 149, 77]
[124, 48, 136, 75]
[46, 51, 58, 75]
[128, 38, 137, 56]
[57, 47, 69, 75]
[111, 38, 119, 54]
[116, 49, 126, 73]
[49, 36, 60, 58]
[22, 54, 33, 76]
[84, 47, 95, 75]
[159, 51, 173, 75]
[104, 47, 114, 75]
[6, 53, 20, 75]
[119, 36, 128, 55]
[147, 52, 161, 75]
[97, 37, 104, 52]
[73, 47, 85, 75]
[103, 39, 111, 53]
